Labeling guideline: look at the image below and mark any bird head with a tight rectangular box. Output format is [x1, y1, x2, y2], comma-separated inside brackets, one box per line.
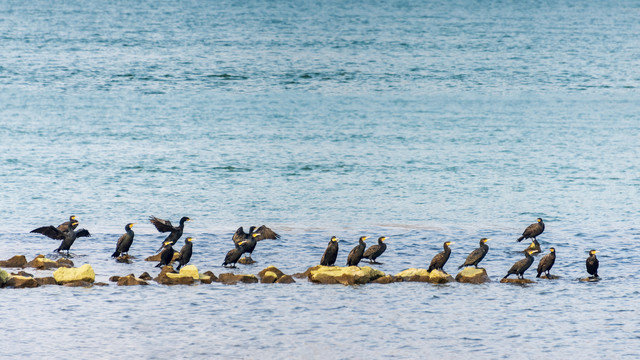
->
[589, 249, 598, 255]
[330, 236, 339, 242]
[549, 247, 555, 253]
[537, 218, 543, 223]
[481, 238, 490, 244]
[186, 237, 194, 243]
[379, 236, 387, 242]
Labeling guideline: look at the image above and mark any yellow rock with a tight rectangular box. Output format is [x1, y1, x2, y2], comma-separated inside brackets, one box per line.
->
[53, 264, 95, 284]
[428, 269, 454, 284]
[261, 271, 278, 283]
[395, 268, 430, 282]
[308, 265, 385, 285]
[179, 265, 200, 279]
[455, 267, 490, 284]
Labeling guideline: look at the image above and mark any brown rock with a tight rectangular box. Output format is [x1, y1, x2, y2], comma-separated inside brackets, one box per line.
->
[394, 268, 430, 282]
[539, 275, 560, 280]
[11, 271, 34, 278]
[275, 275, 296, 284]
[372, 275, 396, 284]
[109, 276, 121, 282]
[579, 277, 601, 282]
[154, 272, 194, 285]
[27, 255, 67, 270]
[455, 268, 491, 284]
[500, 278, 535, 284]
[238, 257, 256, 265]
[63, 281, 93, 287]
[258, 266, 285, 280]
[36, 277, 58, 286]
[145, 252, 180, 262]
[260, 271, 278, 283]
[116, 255, 133, 264]
[202, 271, 218, 282]
[428, 270, 455, 284]
[139, 272, 152, 280]
[218, 273, 259, 285]
[6, 275, 38, 288]
[94, 282, 109, 286]
[117, 275, 149, 286]
[0, 255, 27, 268]
[56, 258, 74, 268]
[158, 265, 177, 276]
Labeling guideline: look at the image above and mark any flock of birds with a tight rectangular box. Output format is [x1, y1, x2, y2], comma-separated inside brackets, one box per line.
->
[27, 216, 601, 280]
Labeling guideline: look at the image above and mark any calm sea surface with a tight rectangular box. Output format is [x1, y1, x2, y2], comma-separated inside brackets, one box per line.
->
[1, 1, 639, 358]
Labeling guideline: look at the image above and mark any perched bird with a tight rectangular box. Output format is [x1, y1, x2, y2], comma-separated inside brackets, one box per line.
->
[223, 241, 247, 268]
[155, 241, 176, 268]
[320, 236, 339, 266]
[523, 239, 541, 255]
[54, 221, 91, 255]
[31, 215, 87, 240]
[232, 225, 280, 261]
[586, 249, 599, 278]
[458, 238, 490, 269]
[111, 223, 136, 258]
[176, 237, 194, 270]
[517, 218, 545, 242]
[346, 236, 367, 266]
[238, 232, 263, 261]
[428, 241, 454, 273]
[363, 236, 387, 264]
[536, 247, 556, 278]
[150, 216, 190, 251]
[503, 250, 535, 279]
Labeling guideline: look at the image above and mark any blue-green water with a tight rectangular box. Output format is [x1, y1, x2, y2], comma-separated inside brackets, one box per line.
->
[1, 1, 639, 358]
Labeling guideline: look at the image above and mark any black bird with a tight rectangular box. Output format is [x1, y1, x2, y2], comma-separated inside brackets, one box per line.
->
[586, 249, 599, 278]
[428, 241, 454, 273]
[233, 225, 280, 244]
[536, 247, 556, 278]
[155, 241, 176, 268]
[346, 236, 367, 266]
[458, 238, 490, 269]
[31, 215, 87, 240]
[517, 218, 545, 242]
[320, 236, 339, 266]
[523, 239, 541, 255]
[54, 221, 91, 255]
[363, 236, 387, 264]
[238, 232, 264, 261]
[150, 216, 190, 251]
[111, 223, 135, 258]
[176, 237, 194, 271]
[223, 241, 247, 268]
[503, 250, 535, 279]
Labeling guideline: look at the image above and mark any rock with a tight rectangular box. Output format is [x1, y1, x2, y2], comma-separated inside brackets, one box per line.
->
[428, 269, 455, 284]
[238, 257, 256, 265]
[57, 258, 75, 268]
[258, 266, 285, 280]
[395, 268, 430, 282]
[6, 275, 38, 288]
[0, 269, 10, 286]
[116, 255, 133, 264]
[0, 255, 27, 268]
[199, 274, 213, 284]
[275, 275, 295, 284]
[261, 271, 278, 283]
[117, 275, 149, 286]
[155, 272, 195, 285]
[63, 281, 93, 287]
[179, 265, 200, 280]
[538, 275, 560, 280]
[139, 272, 152, 280]
[158, 265, 177, 275]
[11, 271, 34, 278]
[27, 255, 70, 270]
[145, 252, 180, 262]
[36, 277, 58, 286]
[308, 266, 385, 285]
[500, 278, 535, 284]
[202, 271, 218, 282]
[218, 273, 259, 285]
[579, 277, 601, 282]
[94, 282, 109, 286]
[53, 264, 95, 284]
[455, 268, 491, 284]
[371, 275, 396, 284]
[109, 276, 121, 282]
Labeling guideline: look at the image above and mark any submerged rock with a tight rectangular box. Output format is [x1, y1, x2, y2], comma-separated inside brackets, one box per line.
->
[139, 272, 152, 281]
[0, 255, 27, 268]
[307, 265, 385, 285]
[201, 271, 218, 283]
[27, 255, 71, 270]
[500, 278, 535, 284]
[455, 267, 491, 284]
[53, 264, 95, 284]
[63, 281, 93, 287]
[275, 275, 295, 284]
[116, 255, 134, 264]
[117, 275, 149, 286]
[109, 276, 121, 282]
[11, 271, 34, 278]
[57, 258, 75, 268]
[579, 277, 601, 282]
[238, 257, 257, 265]
[218, 273, 259, 285]
[36, 277, 58, 286]
[538, 275, 560, 280]
[6, 275, 38, 288]
[395, 268, 430, 282]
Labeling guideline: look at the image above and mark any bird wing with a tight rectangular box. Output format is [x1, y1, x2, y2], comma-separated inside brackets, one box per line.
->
[232, 227, 246, 244]
[254, 225, 280, 241]
[363, 245, 379, 258]
[30, 226, 64, 240]
[115, 233, 126, 249]
[150, 216, 175, 232]
[75, 229, 91, 237]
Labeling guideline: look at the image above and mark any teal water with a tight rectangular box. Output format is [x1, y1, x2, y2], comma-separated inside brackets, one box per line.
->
[1, 1, 639, 358]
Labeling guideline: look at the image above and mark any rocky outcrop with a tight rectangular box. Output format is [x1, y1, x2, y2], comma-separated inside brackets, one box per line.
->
[26, 255, 71, 270]
[395, 268, 430, 282]
[455, 268, 491, 284]
[307, 265, 385, 285]
[500, 278, 535, 284]
[179, 265, 200, 280]
[6, 275, 38, 288]
[218, 273, 259, 285]
[35, 277, 58, 286]
[53, 264, 95, 284]
[275, 275, 295, 284]
[117, 275, 149, 286]
[258, 266, 292, 284]
[0, 255, 27, 268]
[139, 272, 152, 281]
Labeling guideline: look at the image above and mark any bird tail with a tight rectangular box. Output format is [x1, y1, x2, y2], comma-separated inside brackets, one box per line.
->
[111, 250, 120, 258]
[517, 236, 524, 242]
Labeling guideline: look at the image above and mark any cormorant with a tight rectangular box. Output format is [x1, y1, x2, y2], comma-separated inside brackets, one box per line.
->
[150, 216, 190, 251]
[111, 223, 135, 258]
[524, 239, 541, 254]
[536, 247, 556, 278]
[233, 225, 280, 244]
[503, 250, 535, 279]
[223, 241, 247, 268]
[238, 232, 263, 261]
[586, 249, 599, 278]
[517, 218, 545, 242]
[428, 241, 454, 273]
[320, 236, 339, 266]
[458, 238, 490, 269]
[54, 221, 90, 255]
[155, 240, 176, 268]
[31, 215, 87, 240]
[363, 236, 387, 264]
[176, 237, 194, 270]
[346, 236, 367, 266]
